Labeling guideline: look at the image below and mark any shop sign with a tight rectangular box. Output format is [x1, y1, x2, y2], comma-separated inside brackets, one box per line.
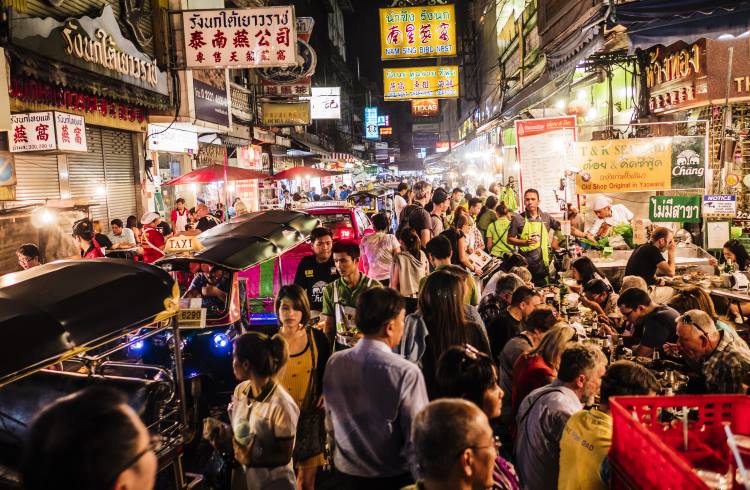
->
[374, 142, 388, 150]
[0, 152, 16, 201]
[413, 122, 439, 132]
[572, 136, 707, 193]
[146, 124, 199, 153]
[412, 98, 439, 117]
[197, 143, 227, 167]
[10, 6, 167, 95]
[309, 87, 341, 119]
[436, 141, 450, 152]
[260, 101, 310, 126]
[412, 132, 438, 148]
[379, 127, 392, 136]
[379, 5, 456, 60]
[183, 6, 297, 69]
[377, 115, 390, 127]
[365, 106, 379, 139]
[231, 84, 253, 122]
[253, 127, 275, 143]
[9, 77, 147, 131]
[238, 145, 263, 169]
[702, 195, 737, 218]
[275, 135, 291, 147]
[645, 40, 706, 113]
[10, 111, 87, 153]
[384, 66, 459, 100]
[193, 70, 230, 127]
[375, 148, 389, 161]
[259, 18, 315, 96]
[648, 196, 701, 223]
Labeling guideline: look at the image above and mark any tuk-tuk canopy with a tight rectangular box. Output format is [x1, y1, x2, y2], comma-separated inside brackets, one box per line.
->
[348, 186, 394, 199]
[158, 210, 321, 271]
[0, 260, 177, 386]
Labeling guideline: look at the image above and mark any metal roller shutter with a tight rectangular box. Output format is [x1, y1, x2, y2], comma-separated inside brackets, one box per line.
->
[102, 129, 137, 226]
[14, 154, 60, 201]
[68, 127, 107, 227]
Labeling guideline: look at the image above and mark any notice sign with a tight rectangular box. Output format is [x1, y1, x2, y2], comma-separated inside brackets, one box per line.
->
[182, 6, 297, 68]
[11, 111, 87, 153]
[649, 196, 701, 222]
[703, 194, 737, 218]
[379, 5, 456, 60]
[54, 112, 87, 152]
[384, 66, 459, 100]
[260, 101, 310, 126]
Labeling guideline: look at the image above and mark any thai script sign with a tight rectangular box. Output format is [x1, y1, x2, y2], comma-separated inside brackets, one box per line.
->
[384, 66, 459, 100]
[649, 196, 701, 222]
[379, 5, 456, 60]
[54, 112, 87, 152]
[702, 195, 737, 218]
[260, 101, 310, 126]
[571, 136, 706, 193]
[183, 6, 297, 69]
[10, 111, 87, 153]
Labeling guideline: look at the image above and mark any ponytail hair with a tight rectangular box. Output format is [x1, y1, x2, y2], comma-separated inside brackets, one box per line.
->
[233, 332, 289, 377]
[398, 227, 422, 258]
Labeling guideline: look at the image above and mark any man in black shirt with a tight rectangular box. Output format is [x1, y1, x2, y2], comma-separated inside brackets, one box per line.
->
[624, 227, 676, 286]
[485, 285, 542, 357]
[183, 203, 221, 235]
[617, 287, 679, 357]
[294, 227, 339, 315]
[398, 181, 433, 248]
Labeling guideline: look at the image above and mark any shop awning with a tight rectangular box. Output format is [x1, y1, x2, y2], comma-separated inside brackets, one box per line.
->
[546, 5, 606, 80]
[609, 0, 750, 50]
[162, 165, 269, 185]
[290, 136, 330, 157]
[272, 166, 340, 180]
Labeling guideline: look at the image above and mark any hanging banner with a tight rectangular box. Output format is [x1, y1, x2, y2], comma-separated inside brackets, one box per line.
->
[183, 6, 297, 69]
[572, 136, 706, 193]
[365, 106, 379, 139]
[260, 101, 310, 126]
[379, 5, 456, 60]
[384, 66, 459, 100]
[515, 117, 577, 215]
[702, 195, 737, 218]
[412, 98, 439, 117]
[649, 196, 701, 222]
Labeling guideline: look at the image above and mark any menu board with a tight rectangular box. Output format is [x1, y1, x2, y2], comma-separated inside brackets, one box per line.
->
[515, 117, 576, 216]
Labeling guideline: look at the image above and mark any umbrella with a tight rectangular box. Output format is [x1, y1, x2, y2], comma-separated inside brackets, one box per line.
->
[162, 164, 268, 185]
[271, 166, 339, 180]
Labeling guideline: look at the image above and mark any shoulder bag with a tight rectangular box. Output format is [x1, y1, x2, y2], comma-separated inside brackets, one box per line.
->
[292, 328, 328, 463]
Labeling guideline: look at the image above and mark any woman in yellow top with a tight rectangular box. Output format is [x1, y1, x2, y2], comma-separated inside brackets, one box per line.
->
[268, 285, 331, 490]
[486, 201, 515, 258]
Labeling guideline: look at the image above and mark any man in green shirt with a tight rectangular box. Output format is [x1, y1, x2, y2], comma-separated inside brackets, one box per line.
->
[322, 240, 382, 346]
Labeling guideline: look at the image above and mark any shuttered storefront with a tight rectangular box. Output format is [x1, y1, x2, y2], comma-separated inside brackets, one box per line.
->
[102, 130, 137, 225]
[14, 154, 61, 200]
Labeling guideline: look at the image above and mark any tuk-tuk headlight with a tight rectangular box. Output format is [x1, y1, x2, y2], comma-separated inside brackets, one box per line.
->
[213, 333, 230, 351]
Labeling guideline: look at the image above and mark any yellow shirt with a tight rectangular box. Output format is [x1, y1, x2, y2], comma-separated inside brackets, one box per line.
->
[558, 408, 612, 490]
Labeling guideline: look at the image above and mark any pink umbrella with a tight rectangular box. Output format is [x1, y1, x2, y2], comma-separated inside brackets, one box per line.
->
[271, 166, 339, 180]
[162, 164, 269, 185]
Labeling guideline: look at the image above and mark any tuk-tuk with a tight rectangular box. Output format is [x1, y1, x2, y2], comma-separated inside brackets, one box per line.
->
[147, 210, 320, 410]
[347, 186, 394, 218]
[0, 260, 198, 489]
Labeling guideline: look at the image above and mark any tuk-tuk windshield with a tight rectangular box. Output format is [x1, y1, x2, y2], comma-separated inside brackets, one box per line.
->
[316, 213, 356, 240]
[172, 263, 232, 318]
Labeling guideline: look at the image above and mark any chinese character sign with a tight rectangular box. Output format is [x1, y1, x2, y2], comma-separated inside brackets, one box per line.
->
[380, 5, 456, 60]
[384, 66, 459, 100]
[55, 112, 87, 152]
[260, 101, 311, 126]
[10, 112, 56, 152]
[365, 107, 379, 139]
[310, 87, 341, 120]
[183, 7, 297, 69]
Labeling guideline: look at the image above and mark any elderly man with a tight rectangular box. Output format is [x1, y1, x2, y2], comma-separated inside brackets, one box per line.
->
[674, 309, 750, 394]
[588, 195, 634, 238]
[515, 343, 608, 490]
[405, 399, 497, 490]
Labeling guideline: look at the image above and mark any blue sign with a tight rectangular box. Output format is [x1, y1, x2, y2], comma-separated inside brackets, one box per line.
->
[377, 115, 390, 127]
[365, 107, 379, 140]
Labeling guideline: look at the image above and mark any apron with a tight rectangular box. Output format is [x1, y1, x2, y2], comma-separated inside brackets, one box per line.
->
[489, 217, 513, 257]
[333, 278, 371, 348]
[174, 209, 188, 232]
[518, 217, 550, 285]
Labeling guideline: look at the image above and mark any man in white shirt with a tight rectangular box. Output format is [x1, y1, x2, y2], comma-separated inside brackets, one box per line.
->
[588, 195, 634, 237]
[394, 182, 409, 225]
[108, 219, 136, 250]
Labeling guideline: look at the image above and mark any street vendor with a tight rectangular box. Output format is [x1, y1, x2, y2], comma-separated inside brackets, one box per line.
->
[588, 195, 634, 239]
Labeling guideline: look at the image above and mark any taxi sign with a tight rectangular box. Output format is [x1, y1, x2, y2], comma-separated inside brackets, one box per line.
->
[294, 200, 351, 210]
[177, 308, 207, 328]
[165, 235, 203, 254]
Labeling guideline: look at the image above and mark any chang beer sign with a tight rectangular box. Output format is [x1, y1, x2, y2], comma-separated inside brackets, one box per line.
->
[670, 136, 706, 189]
[648, 196, 701, 222]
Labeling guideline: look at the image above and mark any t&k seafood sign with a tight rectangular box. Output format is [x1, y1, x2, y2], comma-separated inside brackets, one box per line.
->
[183, 6, 297, 69]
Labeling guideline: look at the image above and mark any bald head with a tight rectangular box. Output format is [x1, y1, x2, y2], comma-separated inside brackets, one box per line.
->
[677, 309, 719, 361]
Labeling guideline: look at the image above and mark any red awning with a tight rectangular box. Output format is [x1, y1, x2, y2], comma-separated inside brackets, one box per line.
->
[272, 166, 339, 180]
[163, 165, 269, 185]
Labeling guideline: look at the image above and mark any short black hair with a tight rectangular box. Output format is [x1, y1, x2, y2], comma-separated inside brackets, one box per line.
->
[332, 240, 360, 260]
[17, 243, 40, 259]
[432, 189, 449, 205]
[468, 197, 482, 208]
[436, 345, 496, 408]
[22, 387, 142, 490]
[425, 235, 452, 260]
[600, 360, 659, 404]
[525, 305, 558, 333]
[110, 218, 123, 228]
[175, 197, 185, 204]
[397, 182, 409, 192]
[356, 287, 404, 335]
[524, 188, 540, 199]
[510, 285, 538, 307]
[617, 287, 652, 309]
[451, 187, 464, 195]
[310, 226, 333, 244]
[584, 278, 612, 296]
[371, 212, 390, 232]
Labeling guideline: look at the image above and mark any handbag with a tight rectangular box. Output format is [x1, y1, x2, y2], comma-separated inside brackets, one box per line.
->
[292, 328, 327, 463]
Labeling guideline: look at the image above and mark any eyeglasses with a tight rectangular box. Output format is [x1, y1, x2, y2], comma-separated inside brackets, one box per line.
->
[455, 437, 501, 459]
[107, 434, 162, 485]
[679, 313, 710, 340]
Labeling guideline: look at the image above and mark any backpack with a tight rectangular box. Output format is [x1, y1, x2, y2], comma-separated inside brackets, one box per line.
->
[396, 203, 423, 236]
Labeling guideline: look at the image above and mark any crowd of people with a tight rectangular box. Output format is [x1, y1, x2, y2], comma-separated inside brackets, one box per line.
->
[14, 179, 750, 490]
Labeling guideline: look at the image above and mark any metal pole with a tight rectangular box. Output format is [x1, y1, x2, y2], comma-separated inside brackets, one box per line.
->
[171, 319, 189, 441]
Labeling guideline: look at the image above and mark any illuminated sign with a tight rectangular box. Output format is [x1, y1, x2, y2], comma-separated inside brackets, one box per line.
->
[377, 115, 390, 127]
[365, 106, 379, 139]
[412, 98, 439, 117]
[380, 126, 393, 136]
[379, 5, 456, 60]
[384, 66, 459, 100]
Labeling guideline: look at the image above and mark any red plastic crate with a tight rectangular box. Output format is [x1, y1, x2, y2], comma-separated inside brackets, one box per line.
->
[610, 395, 750, 490]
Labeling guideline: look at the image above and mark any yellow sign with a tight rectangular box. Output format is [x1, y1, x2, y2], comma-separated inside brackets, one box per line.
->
[384, 66, 459, 100]
[379, 5, 457, 60]
[572, 137, 672, 193]
[260, 101, 311, 126]
[177, 308, 207, 328]
[379, 126, 392, 135]
[165, 236, 203, 254]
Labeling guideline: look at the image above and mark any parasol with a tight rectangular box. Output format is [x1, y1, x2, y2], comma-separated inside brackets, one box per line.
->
[162, 164, 269, 185]
[271, 166, 339, 180]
